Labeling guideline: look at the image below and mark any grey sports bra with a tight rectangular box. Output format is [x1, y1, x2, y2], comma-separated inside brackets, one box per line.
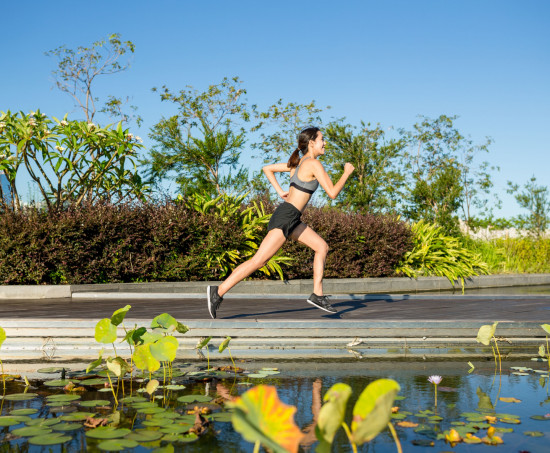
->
[289, 156, 319, 194]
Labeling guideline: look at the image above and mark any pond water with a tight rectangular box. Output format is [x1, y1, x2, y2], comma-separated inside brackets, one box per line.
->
[0, 358, 548, 452]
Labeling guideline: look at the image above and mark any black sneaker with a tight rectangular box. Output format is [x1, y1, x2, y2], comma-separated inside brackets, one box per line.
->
[207, 286, 223, 319]
[306, 293, 337, 313]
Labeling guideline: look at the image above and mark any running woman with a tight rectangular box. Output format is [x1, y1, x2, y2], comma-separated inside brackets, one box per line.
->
[207, 127, 355, 318]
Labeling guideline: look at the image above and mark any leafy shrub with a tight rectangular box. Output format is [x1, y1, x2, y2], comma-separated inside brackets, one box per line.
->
[396, 220, 489, 290]
[0, 200, 413, 284]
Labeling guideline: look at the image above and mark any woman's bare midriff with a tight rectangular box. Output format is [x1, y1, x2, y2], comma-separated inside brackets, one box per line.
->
[286, 187, 312, 212]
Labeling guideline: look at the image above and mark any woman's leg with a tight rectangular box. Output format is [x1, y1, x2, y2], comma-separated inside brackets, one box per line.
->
[217, 228, 287, 297]
[289, 224, 329, 296]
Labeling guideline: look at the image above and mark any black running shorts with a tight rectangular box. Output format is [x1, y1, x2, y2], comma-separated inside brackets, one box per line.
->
[267, 202, 303, 238]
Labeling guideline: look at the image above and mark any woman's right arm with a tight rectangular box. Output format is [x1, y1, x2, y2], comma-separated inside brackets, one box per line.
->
[263, 163, 291, 199]
[311, 161, 355, 200]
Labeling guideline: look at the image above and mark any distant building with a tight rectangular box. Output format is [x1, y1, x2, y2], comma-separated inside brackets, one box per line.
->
[0, 173, 11, 203]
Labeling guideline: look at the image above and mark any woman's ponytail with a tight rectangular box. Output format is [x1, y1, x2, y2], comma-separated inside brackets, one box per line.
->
[287, 148, 302, 168]
[287, 126, 320, 168]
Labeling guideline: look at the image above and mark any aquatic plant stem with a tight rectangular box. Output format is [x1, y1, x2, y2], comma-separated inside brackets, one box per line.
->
[253, 440, 260, 453]
[0, 358, 5, 393]
[341, 422, 357, 453]
[387, 422, 403, 453]
[106, 372, 118, 407]
[228, 347, 237, 373]
[434, 384, 438, 407]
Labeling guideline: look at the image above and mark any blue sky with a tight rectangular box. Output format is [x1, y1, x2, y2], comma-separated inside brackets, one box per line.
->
[2, 0, 549, 217]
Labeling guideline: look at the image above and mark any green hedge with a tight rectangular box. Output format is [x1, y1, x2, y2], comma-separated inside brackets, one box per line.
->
[0, 201, 413, 284]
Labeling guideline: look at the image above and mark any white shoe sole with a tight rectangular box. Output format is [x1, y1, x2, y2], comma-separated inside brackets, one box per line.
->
[306, 299, 337, 313]
[207, 286, 215, 318]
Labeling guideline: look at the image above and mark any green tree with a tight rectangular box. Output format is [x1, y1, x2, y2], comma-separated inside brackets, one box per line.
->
[322, 121, 406, 212]
[144, 77, 250, 197]
[402, 115, 465, 235]
[507, 176, 550, 237]
[0, 110, 147, 211]
[45, 33, 141, 126]
[249, 99, 326, 198]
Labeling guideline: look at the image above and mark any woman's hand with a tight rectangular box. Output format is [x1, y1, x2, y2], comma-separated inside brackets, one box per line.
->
[344, 162, 355, 174]
[280, 191, 289, 200]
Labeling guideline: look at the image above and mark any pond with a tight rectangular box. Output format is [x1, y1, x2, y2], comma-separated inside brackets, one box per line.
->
[0, 357, 548, 452]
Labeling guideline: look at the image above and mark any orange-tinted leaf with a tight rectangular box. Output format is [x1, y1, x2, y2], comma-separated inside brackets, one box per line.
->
[485, 415, 497, 424]
[445, 428, 462, 444]
[391, 406, 399, 413]
[499, 397, 521, 403]
[228, 385, 303, 453]
[464, 433, 482, 444]
[397, 421, 418, 428]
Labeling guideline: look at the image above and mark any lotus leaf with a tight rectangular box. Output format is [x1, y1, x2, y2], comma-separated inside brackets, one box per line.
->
[2, 392, 38, 401]
[351, 379, 400, 445]
[80, 399, 111, 407]
[542, 324, 550, 335]
[150, 336, 179, 362]
[10, 408, 38, 416]
[146, 379, 160, 395]
[476, 322, 498, 346]
[0, 415, 31, 426]
[110, 305, 131, 326]
[210, 412, 233, 422]
[106, 357, 130, 377]
[160, 424, 190, 434]
[315, 383, 351, 453]
[228, 385, 303, 453]
[151, 313, 178, 332]
[37, 367, 64, 374]
[176, 322, 189, 334]
[12, 426, 52, 437]
[120, 396, 147, 403]
[28, 433, 72, 445]
[59, 412, 95, 421]
[196, 336, 212, 349]
[177, 395, 212, 403]
[0, 327, 5, 347]
[133, 343, 161, 372]
[52, 422, 83, 432]
[123, 326, 147, 346]
[95, 318, 117, 344]
[86, 426, 132, 439]
[141, 331, 163, 344]
[97, 438, 139, 451]
[44, 379, 79, 387]
[46, 394, 81, 402]
[125, 430, 164, 442]
[26, 418, 61, 427]
[142, 418, 174, 427]
[219, 336, 231, 353]
[164, 384, 186, 390]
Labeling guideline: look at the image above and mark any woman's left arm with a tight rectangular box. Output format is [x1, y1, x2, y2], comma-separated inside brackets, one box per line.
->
[263, 163, 291, 199]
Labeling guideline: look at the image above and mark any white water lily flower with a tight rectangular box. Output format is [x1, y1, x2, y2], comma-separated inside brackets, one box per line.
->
[428, 375, 442, 385]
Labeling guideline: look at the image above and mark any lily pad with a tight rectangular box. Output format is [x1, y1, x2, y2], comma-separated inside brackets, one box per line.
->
[37, 367, 65, 373]
[142, 418, 174, 427]
[411, 439, 435, 446]
[391, 413, 406, 420]
[86, 426, 132, 439]
[164, 384, 186, 391]
[97, 439, 139, 451]
[177, 395, 212, 403]
[500, 418, 521, 424]
[160, 424, 190, 434]
[494, 427, 514, 433]
[52, 422, 83, 432]
[2, 393, 38, 401]
[26, 418, 61, 427]
[120, 396, 147, 403]
[532, 358, 548, 362]
[137, 407, 165, 415]
[79, 378, 108, 385]
[259, 370, 280, 375]
[512, 372, 530, 376]
[125, 430, 164, 442]
[394, 395, 406, 400]
[0, 415, 31, 427]
[46, 394, 81, 403]
[12, 426, 53, 437]
[524, 431, 544, 436]
[59, 412, 95, 421]
[210, 412, 233, 422]
[80, 399, 111, 407]
[44, 379, 79, 387]
[247, 373, 269, 378]
[530, 415, 550, 421]
[10, 408, 38, 416]
[28, 433, 72, 445]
